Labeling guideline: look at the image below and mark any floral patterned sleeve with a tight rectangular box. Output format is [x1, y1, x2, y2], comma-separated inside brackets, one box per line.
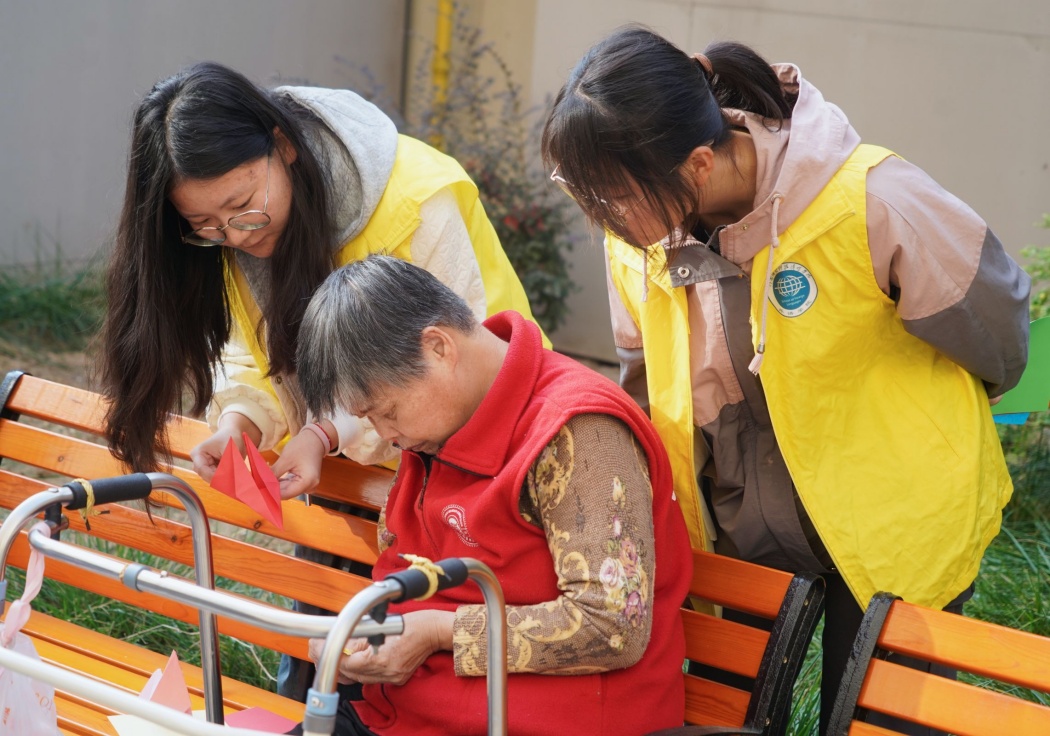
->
[452, 413, 656, 676]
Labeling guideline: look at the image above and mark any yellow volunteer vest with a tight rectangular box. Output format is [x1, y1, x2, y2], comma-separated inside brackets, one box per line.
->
[605, 241, 708, 552]
[610, 144, 1012, 607]
[226, 134, 547, 447]
[751, 144, 1010, 607]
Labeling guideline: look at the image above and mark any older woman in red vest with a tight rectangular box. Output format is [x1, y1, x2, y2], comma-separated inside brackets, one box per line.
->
[295, 255, 692, 736]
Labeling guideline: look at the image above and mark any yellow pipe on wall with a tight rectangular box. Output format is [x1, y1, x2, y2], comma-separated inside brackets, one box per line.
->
[430, 0, 454, 150]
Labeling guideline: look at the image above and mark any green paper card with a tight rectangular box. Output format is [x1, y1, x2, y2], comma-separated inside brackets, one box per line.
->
[992, 317, 1050, 415]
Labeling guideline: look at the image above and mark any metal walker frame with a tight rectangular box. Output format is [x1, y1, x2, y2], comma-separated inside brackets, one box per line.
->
[0, 473, 508, 736]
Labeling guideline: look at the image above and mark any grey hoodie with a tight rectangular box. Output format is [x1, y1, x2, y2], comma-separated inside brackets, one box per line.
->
[609, 64, 1030, 572]
[236, 86, 399, 306]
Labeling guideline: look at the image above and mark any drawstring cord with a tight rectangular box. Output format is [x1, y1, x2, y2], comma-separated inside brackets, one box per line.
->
[748, 193, 784, 376]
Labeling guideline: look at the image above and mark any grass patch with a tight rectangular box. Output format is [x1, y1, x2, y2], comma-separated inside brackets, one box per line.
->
[787, 623, 822, 735]
[3, 529, 287, 692]
[961, 518, 1050, 706]
[785, 464, 1050, 734]
[0, 256, 105, 353]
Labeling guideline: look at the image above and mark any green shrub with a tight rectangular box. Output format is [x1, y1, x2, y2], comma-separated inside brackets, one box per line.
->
[343, 13, 577, 333]
[0, 251, 104, 352]
[998, 212, 1050, 520]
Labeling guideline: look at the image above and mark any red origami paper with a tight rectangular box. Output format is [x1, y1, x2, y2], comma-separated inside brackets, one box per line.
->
[209, 434, 284, 529]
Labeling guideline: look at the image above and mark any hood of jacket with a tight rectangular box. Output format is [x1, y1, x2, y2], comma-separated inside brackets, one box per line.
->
[717, 64, 861, 266]
[276, 85, 399, 244]
[234, 86, 399, 311]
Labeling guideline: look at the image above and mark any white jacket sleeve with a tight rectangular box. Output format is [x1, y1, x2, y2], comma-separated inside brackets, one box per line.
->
[327, 410, 402, 465]
[410, 188, 488, 319]
[328, 188, 484, 464]
[206, 318, 288, 451]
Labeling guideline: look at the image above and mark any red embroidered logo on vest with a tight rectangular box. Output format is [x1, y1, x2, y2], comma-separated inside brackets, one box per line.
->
[441, 504, 479, 547]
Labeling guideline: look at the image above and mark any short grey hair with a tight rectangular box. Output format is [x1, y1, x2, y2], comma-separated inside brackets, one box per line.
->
[296, 254, 478, 417]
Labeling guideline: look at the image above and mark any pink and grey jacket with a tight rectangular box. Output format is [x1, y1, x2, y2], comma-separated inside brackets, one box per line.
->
[606, 64, 1030, 573]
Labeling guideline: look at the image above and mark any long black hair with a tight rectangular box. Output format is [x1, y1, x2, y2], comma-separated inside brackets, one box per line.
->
[542, 25, 794, 248]
[101, 61, 336, 472]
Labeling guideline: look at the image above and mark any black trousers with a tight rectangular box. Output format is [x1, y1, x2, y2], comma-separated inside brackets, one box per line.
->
[283, 683, 378, 736]
[277, 497, 378, 701]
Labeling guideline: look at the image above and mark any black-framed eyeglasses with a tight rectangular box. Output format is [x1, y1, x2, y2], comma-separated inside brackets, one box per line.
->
[181, 153, 273, 246]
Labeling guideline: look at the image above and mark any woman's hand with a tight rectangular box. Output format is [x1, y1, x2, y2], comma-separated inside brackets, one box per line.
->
[191, 413, 261, 482]
[272, 423, 331, 500]
[307, 610, 454, 686]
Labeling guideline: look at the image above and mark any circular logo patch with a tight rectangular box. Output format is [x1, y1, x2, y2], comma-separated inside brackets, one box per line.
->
[770, 262, 817, 317]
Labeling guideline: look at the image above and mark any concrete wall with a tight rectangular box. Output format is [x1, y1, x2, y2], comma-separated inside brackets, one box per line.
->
[0, 0, 407, 266]
[6, 2, 1047, 362]
[465, 0, 1050, 360]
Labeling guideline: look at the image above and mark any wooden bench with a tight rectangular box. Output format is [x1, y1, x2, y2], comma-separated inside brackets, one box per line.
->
[826, 592, 1050, 736]
[1, 370, 824, 735]
[0, 370, 392, 735]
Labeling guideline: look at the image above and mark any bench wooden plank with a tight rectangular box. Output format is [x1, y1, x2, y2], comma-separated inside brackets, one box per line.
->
[877, 602, 1050, 692]
[14, 610, 304, 736]
[848, 723, 905, 736]
[0, 421, 382, 561]
[0, 469, 376, 610]
[54, 694, 120, 736]
[5, 377, 109, 436]
[6, 533, 312, 659]
[684, 675, 750, 728]
[857, 659, 1050, 736]
[690, 548, 791, 619]
[682, 608, 768, 678]
[5, 375, 392, 510]
[829, 594, 1050, 736]
[22, 609, 301, 717]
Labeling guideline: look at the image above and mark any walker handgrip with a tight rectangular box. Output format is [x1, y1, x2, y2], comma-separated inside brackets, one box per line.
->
[384, 558, 469, 602]
[64, 474, 153, 510]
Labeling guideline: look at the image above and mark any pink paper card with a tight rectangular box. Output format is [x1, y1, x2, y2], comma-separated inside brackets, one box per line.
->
[138, 650, 192, 714]
[224, 705, 300, 733]
[209, 436, 284, 529]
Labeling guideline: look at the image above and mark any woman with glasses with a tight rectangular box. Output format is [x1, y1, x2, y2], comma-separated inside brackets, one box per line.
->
[101, 61, 542, 484]
[98, 61, 544, 698]
[542, 26, 1029, 735]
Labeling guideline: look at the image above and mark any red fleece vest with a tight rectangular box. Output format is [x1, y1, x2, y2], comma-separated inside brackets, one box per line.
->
[354, 311, 691, 736]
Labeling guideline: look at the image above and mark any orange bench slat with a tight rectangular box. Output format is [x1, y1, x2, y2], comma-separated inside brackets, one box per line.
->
[857, 658, 1050, 736]
[682, 608, 769, 678]
[0, 422, 381, 561]
[5, 374, 392, 509]
[691, 548, 792, 619]
[878, 602, 1050, 693]
[684, 674, 750, 728]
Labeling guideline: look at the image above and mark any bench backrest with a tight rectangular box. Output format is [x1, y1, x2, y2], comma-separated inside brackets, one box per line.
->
[1, 370, 823, 732]
[0, 371, 387, 662]
[827, 592, 1050, 736]
[683, 551, 824, 732]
